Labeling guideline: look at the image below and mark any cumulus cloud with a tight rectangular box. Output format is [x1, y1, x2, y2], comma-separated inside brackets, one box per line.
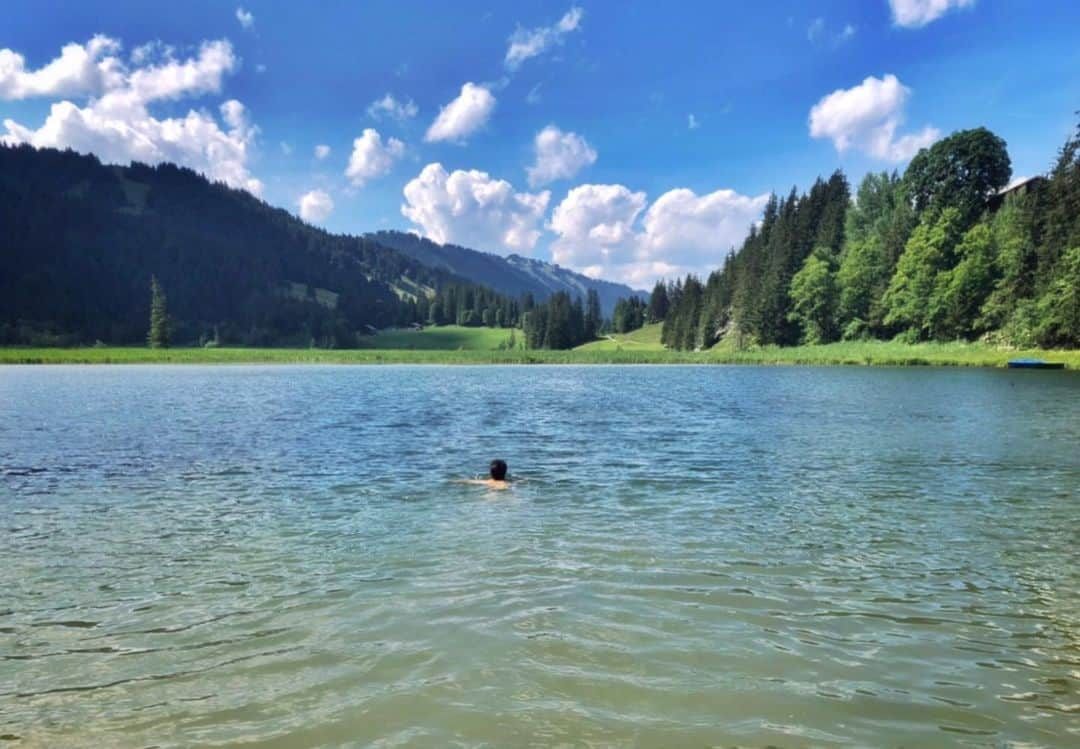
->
[1, 37, 263, 194]
[314, 144, 330, 159]
[639, 188, 769, 272]
[809, 74, 940, 162]
[0, 35, 125, 100]
[298, 189, 334, 223]
[424, 82, 495, 144]
[526, 125, 596, 187]
[889, 0, 974, 28]
[367, 93, 418, 121]
[401, 163, 550, 254]
[549, 184, 768, 285]
[345, 128, 405, 187]
[235, 8, 255, 30]
[125, 39, 237, 101]
[505, 6, 584, 70]
[549, 184, 647, 278]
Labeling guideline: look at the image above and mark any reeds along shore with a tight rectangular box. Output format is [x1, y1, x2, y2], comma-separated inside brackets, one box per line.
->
[1, 342, 1077, 368]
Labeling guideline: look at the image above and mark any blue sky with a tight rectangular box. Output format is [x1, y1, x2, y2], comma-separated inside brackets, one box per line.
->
[2, 0, 1078, 284]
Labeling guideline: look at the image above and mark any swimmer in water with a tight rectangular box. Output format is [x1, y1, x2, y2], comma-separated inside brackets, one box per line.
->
[456, 459, 511, 490]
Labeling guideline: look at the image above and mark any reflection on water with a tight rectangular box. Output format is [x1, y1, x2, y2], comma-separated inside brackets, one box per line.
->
[1, 364, 1078, 747]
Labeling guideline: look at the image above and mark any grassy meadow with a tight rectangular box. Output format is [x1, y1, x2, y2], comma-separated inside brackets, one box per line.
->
[355, 325, 521, 351]
[575, 324, 665, 352]
[1, 323, 1077, 368]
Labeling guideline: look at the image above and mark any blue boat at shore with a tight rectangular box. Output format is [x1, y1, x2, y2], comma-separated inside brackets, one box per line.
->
[1008, 358, 1065, 369]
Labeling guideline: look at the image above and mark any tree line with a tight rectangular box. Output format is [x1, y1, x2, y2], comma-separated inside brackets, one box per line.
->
[658, 123, 1080, 350]
[521, 290, 603, 349]
[415, 283, 522, 329]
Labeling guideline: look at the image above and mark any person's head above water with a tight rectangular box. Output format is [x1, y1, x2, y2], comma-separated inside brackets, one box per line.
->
[489, 459, 508, 481]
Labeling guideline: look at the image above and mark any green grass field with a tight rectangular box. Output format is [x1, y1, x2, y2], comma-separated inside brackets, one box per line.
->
[355, 325, 520, 351]
[698, 340, 1080, 368]
[2, 324, 1077, 368]
[575, 323, 665, 352]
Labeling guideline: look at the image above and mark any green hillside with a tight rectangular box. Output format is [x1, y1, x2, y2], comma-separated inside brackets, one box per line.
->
[0, 145, 475, 347]
[575, 323, 665, 352]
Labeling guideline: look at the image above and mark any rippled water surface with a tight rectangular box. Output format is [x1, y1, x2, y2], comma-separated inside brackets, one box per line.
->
[1, 364, 1078, 747]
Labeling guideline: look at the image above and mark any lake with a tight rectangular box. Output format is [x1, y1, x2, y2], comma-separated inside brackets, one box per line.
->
[1, 364, 1078, 747]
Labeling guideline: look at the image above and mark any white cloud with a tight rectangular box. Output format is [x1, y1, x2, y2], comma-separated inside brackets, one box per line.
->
[505, 6, 584, 70]
[401, 163, 550, 254]
[220, 99, 246, 130]
[639, 188, 769, 272]
[130, 41, 169, 67]
[549, 184, 768, 285]
[526, 125, 596, 187]
[345, 128, 405, 187]
[235, 8, 255, 30]
[424, 82, 495, 144]
[526, 83, 542, 105]
[298, 189, 334, 223]
[688, 114, 700, 130]
[889, 0, 974, 28]
[0, 35, 123, 100]
[809, 74, 940, 162]
[126, 40, 236, 102]
[557, 7, 584, 33]
[549, 184, 647, 278]
[314, 144, 330, 159]
[1, 37, 263, 194]
[808, 18, 856, 46]
[280, 141, 293, 156]
[0, 36, 236, 104]
[367, 93, 418, 121]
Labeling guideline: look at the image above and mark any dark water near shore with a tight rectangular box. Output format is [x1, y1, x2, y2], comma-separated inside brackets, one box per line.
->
[1, 364, 1078, 747]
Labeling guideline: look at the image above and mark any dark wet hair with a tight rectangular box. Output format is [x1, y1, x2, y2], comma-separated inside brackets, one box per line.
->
[489, 459, 508, 481]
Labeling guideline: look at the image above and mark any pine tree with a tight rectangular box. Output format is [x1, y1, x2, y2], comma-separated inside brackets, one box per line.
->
[647, 281, 669, 322]
[1033, 245, 1080, 347]
[584, 289, 602, 339]
[148, 275, 170, 348]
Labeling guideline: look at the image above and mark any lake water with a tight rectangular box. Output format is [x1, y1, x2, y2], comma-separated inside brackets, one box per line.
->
[1, 364, 1078, 747]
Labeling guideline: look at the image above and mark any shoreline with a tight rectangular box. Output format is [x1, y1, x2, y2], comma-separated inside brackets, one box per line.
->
[1, 343, 1077, 369]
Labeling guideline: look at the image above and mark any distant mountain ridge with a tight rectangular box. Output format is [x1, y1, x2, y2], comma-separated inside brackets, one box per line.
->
[367, 230, 645, 315]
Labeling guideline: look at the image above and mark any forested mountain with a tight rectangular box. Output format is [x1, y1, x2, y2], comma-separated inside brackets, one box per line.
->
[0, 145, 502, 346]
[367, 230, 643, 315]
[660, 124, 1080, 350]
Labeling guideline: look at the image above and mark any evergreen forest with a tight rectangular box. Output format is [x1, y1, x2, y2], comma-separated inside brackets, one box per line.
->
[659, 124, 1080, 350]
[0, 145, 518, 347]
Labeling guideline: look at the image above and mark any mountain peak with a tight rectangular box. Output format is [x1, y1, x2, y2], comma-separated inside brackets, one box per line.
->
[370, 230, 644, 315]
